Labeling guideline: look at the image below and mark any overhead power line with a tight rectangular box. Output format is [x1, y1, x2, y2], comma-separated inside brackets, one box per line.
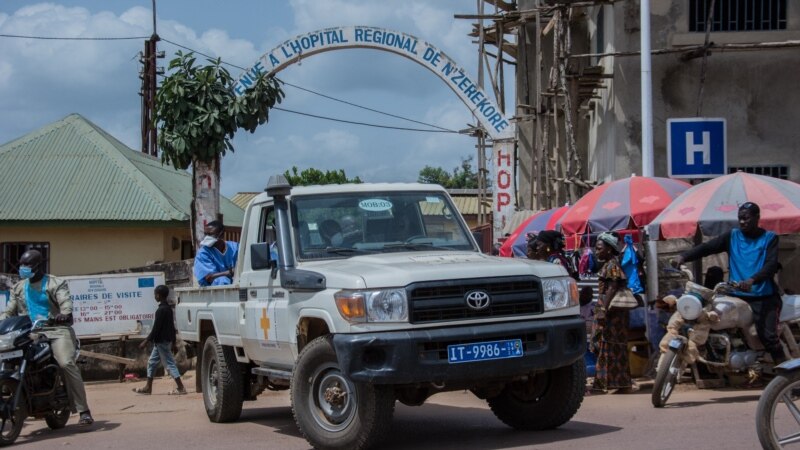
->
[0, 33, 461, 134]
[0, 33, 148, 40]
[274, 107, 458, 133]
[159, 38, 458, 133]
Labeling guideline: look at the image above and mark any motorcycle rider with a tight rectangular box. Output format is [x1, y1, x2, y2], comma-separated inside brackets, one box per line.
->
[1, 250, 94, 426]
[673, 202, 784, 364]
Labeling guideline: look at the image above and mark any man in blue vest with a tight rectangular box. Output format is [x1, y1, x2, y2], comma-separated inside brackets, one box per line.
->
[674, 202, 784, 363]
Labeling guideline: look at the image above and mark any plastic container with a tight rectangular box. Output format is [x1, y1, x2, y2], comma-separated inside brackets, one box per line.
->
[585, 346, 597, 377]
[628, 340, 650, 378]
[628, 306, 646, 329]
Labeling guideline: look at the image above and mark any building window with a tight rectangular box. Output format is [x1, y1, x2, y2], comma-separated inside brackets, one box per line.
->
[1, 242, 50, 274]
[690, 0, 787, 32]
[728, 165, 789, 179]
[595, 6, 605, 56]
[181, 241, 195, 260]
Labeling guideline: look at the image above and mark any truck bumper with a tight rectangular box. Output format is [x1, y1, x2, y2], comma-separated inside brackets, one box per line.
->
[331, 316, 586, 384]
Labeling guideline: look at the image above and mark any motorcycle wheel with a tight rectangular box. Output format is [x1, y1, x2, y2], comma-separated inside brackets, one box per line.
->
[45, 376, 71, 429]
[45, 408, 71, 430]
[756, 370, 800, 450]
[651, 349, 681, 408]
[0, 380, 27, 446]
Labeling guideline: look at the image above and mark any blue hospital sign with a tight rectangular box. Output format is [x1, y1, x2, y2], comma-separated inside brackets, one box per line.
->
[667, 118, 726, 178]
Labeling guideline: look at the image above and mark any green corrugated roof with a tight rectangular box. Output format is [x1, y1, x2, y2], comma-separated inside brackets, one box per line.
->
[0, 113, 243, 226]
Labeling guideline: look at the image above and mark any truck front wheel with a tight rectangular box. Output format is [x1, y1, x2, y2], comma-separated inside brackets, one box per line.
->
[487, 359, 585, 430]
[201, 335, 244, 423]
[291, 336, 394, 450]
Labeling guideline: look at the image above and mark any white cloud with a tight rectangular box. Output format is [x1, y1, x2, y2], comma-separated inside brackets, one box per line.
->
[312, 128, 359, 151]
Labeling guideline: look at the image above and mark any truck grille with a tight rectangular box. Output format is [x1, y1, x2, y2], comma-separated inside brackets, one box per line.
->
[407, 276, 543, 324]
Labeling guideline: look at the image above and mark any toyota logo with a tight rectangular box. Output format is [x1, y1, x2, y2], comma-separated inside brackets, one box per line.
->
[465, 290, 491, 310]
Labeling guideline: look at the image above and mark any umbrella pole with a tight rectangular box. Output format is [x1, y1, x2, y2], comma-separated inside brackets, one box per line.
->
[645, 235, 658, 355]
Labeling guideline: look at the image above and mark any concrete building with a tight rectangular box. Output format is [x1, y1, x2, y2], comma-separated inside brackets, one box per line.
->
[0, 114, 244, 275]
[515, 0, 800, 209]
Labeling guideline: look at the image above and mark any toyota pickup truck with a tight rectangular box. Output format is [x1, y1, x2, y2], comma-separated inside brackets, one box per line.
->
[176, 175, 585, 450]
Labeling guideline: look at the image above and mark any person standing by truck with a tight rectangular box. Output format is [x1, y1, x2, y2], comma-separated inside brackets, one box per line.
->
[591, 232, 634, 394]
[133, 285, 186, 395]
[2, 250, 94, 426]
[193, 220, 239, 286]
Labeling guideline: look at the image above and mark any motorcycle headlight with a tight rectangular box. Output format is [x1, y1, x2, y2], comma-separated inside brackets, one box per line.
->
[0, 329, 24, 352]
[542, 277, 579, 311]
[335, 289, 408, 323]
[677, 293, 704, 321]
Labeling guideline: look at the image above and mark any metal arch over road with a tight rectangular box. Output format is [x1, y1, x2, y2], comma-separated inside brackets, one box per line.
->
[233, 25, 517, 239]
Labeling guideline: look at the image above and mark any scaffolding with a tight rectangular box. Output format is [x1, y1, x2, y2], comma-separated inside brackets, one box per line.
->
[459, 0, 602, 219]
[461, 0, 800, 219]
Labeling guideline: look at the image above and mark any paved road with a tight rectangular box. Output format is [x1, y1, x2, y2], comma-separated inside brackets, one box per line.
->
[10, 375, 765, 449]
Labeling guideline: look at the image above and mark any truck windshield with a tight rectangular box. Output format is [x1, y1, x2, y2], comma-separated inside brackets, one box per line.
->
[291, 191, 477, 260]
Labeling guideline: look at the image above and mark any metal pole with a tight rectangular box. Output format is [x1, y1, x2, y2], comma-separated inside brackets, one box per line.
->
[641, 0, 658, 351]
[641, 0, 654, 178]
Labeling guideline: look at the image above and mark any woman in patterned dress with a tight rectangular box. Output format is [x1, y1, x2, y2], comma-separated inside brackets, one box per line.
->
[591, 232, 634, 393]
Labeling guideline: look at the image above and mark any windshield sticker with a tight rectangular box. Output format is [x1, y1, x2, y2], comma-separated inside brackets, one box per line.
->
[425, 196, 441, 203]
[358, 199, 393, 212]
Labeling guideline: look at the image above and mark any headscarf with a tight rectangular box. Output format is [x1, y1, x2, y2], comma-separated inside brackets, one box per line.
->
[597, 231, 621, 253]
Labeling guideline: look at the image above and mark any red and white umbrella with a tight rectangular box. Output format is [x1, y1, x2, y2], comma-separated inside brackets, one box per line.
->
[558, 176, 691, 236]
[649, 172, 800, 239]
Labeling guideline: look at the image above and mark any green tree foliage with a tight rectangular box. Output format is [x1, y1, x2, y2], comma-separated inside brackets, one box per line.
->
[283, 166, 363, 186]
[155, 51, 284, 170]
[417, 156, 479, 189]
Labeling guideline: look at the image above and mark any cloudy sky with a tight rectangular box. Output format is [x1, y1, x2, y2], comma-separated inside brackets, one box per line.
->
[0, 0, 513, 197]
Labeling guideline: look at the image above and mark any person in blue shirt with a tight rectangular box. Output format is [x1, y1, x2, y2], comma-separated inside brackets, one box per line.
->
[674, 202, 783, 363]
[193, 221, 239, 287]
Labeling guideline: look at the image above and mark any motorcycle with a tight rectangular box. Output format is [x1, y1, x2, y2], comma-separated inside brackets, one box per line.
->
[652, 278, 800, 408]
[0, 316, 73, 445]
[756, 358, 800, 449]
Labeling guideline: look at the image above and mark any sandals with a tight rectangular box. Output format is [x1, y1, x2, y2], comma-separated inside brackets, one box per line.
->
[168, 388, 187, 395]
[132, 387, 152, 395]
[78, 411, 94, 427]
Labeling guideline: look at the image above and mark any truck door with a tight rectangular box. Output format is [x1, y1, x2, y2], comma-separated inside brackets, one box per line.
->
[239, 204, 294, 369]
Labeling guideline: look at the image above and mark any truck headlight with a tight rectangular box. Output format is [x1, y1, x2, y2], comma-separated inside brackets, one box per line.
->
[334, 289, 408, 323]
[542, 277, 579, 311]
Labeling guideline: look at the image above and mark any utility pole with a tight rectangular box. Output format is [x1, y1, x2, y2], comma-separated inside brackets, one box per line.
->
[139, 0, 163, 157]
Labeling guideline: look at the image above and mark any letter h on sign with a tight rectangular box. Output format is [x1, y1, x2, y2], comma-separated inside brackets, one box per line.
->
[667, 118, 726, 179]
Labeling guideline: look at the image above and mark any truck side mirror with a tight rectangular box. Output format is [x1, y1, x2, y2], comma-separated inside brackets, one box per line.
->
[250, 243, 274, 270]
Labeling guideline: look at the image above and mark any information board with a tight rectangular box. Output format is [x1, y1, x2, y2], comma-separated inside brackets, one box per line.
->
[66, 272, 164, 337]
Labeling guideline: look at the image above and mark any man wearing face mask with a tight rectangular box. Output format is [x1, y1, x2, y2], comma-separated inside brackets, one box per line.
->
[193, 220, 239, 287]
[2, 250, 94, 426]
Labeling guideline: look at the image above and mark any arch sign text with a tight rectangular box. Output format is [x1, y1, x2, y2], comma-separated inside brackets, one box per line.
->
[233, 26, 516, 240]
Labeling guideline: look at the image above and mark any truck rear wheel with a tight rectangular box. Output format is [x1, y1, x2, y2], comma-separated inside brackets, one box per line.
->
[487, 359, 585, 430]
[201, 335, 243, 423]
[291, 335, 394, 450]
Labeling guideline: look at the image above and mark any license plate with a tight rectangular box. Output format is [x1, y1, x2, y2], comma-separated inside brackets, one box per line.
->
[447, 339, 523, 364]
[0, 350, 22, 361]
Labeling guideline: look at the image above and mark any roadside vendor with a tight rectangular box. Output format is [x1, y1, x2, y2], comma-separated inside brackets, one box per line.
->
[193, 221, 239, 286]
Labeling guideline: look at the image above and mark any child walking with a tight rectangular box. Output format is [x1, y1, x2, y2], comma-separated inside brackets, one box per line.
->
[133, 285, 186, 395]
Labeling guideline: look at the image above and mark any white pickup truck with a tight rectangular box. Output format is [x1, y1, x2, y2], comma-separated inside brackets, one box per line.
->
[176, 175, 586, 450]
